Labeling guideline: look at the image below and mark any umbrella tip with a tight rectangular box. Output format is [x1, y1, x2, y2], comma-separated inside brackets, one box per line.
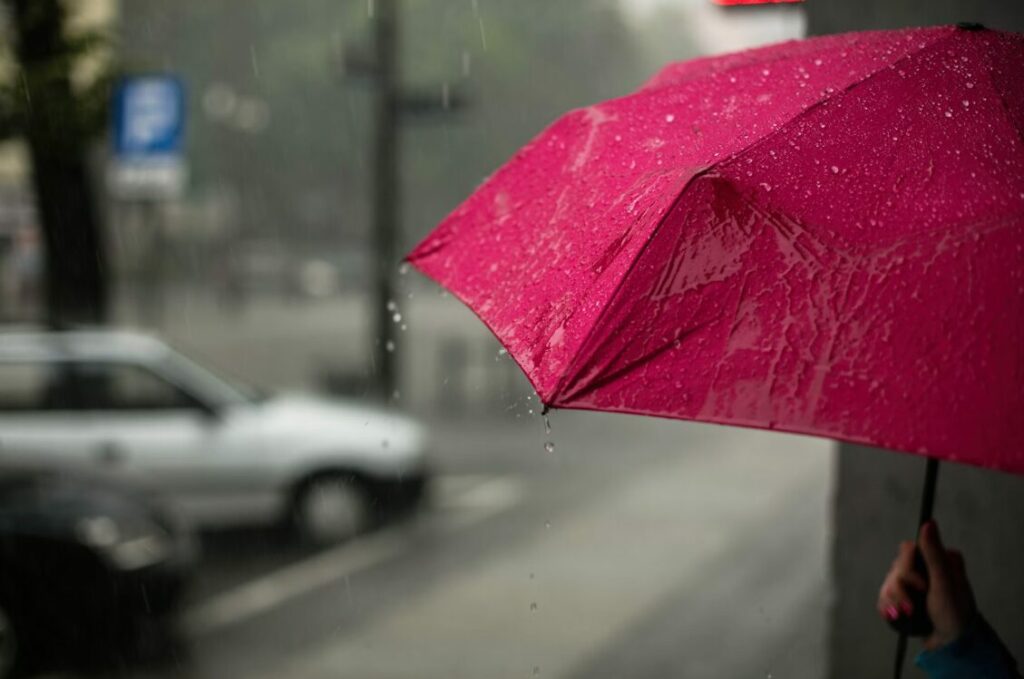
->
[955, 21, 985, 31]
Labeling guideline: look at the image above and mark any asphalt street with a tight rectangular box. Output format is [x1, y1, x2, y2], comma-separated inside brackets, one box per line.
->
[79, 409, 836, 679]
[46, 292, 841, 679]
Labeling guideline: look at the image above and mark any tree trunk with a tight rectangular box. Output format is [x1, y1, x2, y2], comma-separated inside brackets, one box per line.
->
[9, 0, 108, 326]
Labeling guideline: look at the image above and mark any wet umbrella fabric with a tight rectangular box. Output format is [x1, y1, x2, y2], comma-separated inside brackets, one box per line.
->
[407, 25, 1024, 475]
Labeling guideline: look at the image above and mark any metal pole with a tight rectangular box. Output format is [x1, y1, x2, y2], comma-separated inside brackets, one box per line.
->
[893, 457, 940, 679]
[371, 0, 399, 400]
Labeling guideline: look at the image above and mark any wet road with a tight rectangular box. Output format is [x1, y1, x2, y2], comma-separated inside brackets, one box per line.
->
[88, 410, 834, 679]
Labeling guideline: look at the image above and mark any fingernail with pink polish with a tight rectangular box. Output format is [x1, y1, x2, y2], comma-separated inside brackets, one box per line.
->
[885, 605, 900, 620]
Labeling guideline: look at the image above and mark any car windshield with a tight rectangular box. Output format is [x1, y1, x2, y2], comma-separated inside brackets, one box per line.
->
[160, 350, 266, 408]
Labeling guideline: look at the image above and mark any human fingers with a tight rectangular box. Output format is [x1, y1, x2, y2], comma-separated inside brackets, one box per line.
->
[918, 520, 950, 583]
[878, 573, 918, 619]
[890, 540, 927, 590]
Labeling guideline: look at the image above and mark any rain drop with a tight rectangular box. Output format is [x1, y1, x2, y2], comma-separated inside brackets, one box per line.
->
[813, 58, 823, 66]
[385, 340, 395, 352]
[944, 110, 953, 118]
[533, 667, 541, 676]
[544, 520, 551, 529]
[544, 415, 552, 435]
[386, 300, 397, 311]
[830, 165, 840, 174]
[530, 602, 538, 611]
[544, 441, 555, 453]
[665, 114, 675, 123]
[392, 312, 402, 323]
[398, 262, 410, 275]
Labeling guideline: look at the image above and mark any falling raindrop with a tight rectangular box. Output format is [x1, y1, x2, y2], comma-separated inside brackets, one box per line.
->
[400, 324, 407, 331]
[543, 415, 552, 435]
[387, 300, 397, 311]
[398, 262, 410, 275]
[385, 340, 395, 352]
[530, 602, 538, 612]
[393, 312, 402, 323]
[544, 441, 555, 453]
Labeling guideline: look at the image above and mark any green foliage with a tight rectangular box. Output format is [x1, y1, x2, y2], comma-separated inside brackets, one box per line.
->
[0, 4, 116, 148]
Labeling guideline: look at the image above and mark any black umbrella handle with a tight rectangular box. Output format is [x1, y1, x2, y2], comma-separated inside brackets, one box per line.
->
[891, 457, 941, 679]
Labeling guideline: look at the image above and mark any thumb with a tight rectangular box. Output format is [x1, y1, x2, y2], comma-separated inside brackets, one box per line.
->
[918, 520, 949, 582]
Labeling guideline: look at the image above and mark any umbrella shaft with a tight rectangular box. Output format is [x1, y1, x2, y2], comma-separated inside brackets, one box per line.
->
[894, 456, 941, 678]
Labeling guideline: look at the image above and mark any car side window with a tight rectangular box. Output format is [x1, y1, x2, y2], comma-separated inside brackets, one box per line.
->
[72, 363, 198, 411]
[0, 361, 76, 411]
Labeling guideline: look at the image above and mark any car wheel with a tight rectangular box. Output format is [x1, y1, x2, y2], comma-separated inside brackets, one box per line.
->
[292, 474, 370, 546]
[0, 601, 18, 679]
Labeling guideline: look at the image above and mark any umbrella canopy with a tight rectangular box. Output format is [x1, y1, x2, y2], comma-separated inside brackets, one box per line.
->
[407, 25, 1024, 475]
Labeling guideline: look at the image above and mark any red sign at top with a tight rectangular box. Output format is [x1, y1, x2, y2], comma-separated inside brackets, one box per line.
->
[712, 0, 803, 5]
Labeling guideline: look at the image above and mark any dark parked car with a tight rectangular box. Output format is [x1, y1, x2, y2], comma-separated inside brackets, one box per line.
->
[0, 464, 197, 678]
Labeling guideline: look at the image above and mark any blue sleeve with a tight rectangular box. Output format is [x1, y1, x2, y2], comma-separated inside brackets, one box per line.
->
[916, 619, 1021, 679]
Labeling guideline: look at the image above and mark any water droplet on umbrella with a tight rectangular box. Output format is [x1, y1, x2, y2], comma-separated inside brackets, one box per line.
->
[944, 109, 953, 118]
[665, 114, 675, 123]
[830, 165, 840, 174]
[544, 441, 555, 453]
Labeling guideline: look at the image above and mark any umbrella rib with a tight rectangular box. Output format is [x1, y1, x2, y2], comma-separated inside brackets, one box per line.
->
[558, 317, 717, 405]
[548, 168, 710, 405]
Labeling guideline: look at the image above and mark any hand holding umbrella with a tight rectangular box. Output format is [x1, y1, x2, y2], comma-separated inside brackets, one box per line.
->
[878, 521, 1021, 678]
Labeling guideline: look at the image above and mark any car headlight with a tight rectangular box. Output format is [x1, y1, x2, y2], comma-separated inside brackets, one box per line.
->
[75, 514, 171, 571]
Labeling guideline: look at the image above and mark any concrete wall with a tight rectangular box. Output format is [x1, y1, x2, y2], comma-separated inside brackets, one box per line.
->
[803, 2, 1024, 677]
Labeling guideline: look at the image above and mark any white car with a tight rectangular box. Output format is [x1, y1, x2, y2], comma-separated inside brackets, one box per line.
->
[0, 330, 429, 544]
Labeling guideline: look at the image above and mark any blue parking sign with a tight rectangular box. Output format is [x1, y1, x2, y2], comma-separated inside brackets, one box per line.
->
[109, 76, 187, 198]
[113, 76, 185, 156]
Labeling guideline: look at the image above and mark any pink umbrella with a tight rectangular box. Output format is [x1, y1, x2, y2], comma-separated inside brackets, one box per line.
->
[407, 23, 1024, 673]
